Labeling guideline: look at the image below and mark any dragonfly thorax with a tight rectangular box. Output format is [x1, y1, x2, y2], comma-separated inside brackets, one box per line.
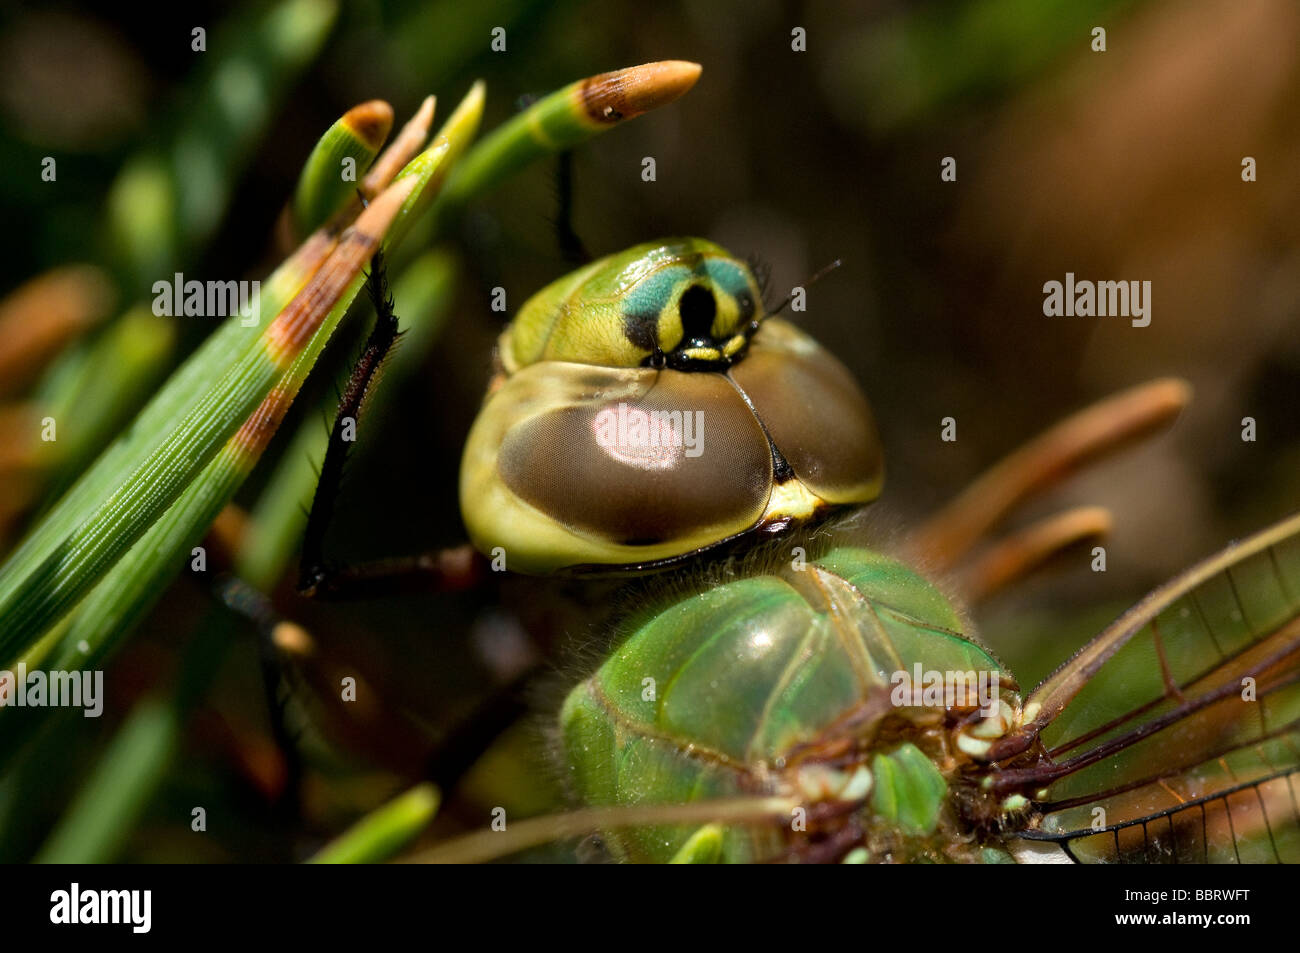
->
[561, 542, 1027, 862]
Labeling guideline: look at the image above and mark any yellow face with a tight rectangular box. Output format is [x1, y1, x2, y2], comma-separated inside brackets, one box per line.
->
[460, 238, 885, 574]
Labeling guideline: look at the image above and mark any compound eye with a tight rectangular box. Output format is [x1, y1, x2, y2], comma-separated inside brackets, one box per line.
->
[729, 320, 883, 506]
[678, 285, 718, 344]
[495, 370, 772, 548]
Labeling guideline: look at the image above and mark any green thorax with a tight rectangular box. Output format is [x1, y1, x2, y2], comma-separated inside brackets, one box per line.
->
[560, 543, 1018, 862]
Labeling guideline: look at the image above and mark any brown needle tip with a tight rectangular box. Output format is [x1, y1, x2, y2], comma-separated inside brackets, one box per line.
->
[342, 99, 395, 151]
[579, 60, 702, 124]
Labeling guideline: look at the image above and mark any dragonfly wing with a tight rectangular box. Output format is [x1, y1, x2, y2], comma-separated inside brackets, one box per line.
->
[990, 512, 1300, 863]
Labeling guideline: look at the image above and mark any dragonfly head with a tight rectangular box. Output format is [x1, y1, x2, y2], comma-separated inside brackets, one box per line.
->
[460, 239, 884, 574]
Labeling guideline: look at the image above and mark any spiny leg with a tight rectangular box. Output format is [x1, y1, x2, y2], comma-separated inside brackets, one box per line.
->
[297, 248, 487, 599]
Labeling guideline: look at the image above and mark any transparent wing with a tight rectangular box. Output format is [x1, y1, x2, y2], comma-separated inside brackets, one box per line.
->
[990, 512, 1300, 863]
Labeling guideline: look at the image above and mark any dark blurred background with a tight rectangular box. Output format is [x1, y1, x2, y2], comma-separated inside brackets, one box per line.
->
[1, 0, 1298, 860]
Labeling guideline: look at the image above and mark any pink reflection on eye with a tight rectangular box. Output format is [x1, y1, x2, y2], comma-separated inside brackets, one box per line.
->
[592, 403, 684, 471]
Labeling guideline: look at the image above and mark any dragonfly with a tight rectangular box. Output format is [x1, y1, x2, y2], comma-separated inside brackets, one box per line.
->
[289, 233, 1300, 863]
[0, 28, 1285, 863]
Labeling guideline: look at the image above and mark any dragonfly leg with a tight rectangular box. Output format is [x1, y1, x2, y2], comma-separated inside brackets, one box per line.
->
[296, 249, 489, 600]
[300, 545, 486, 600]
[554, 150, 591, 264]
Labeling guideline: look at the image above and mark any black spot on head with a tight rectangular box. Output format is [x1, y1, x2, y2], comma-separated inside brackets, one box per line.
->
[622, 310, 660, 353]
[679, 285, 717, 344]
